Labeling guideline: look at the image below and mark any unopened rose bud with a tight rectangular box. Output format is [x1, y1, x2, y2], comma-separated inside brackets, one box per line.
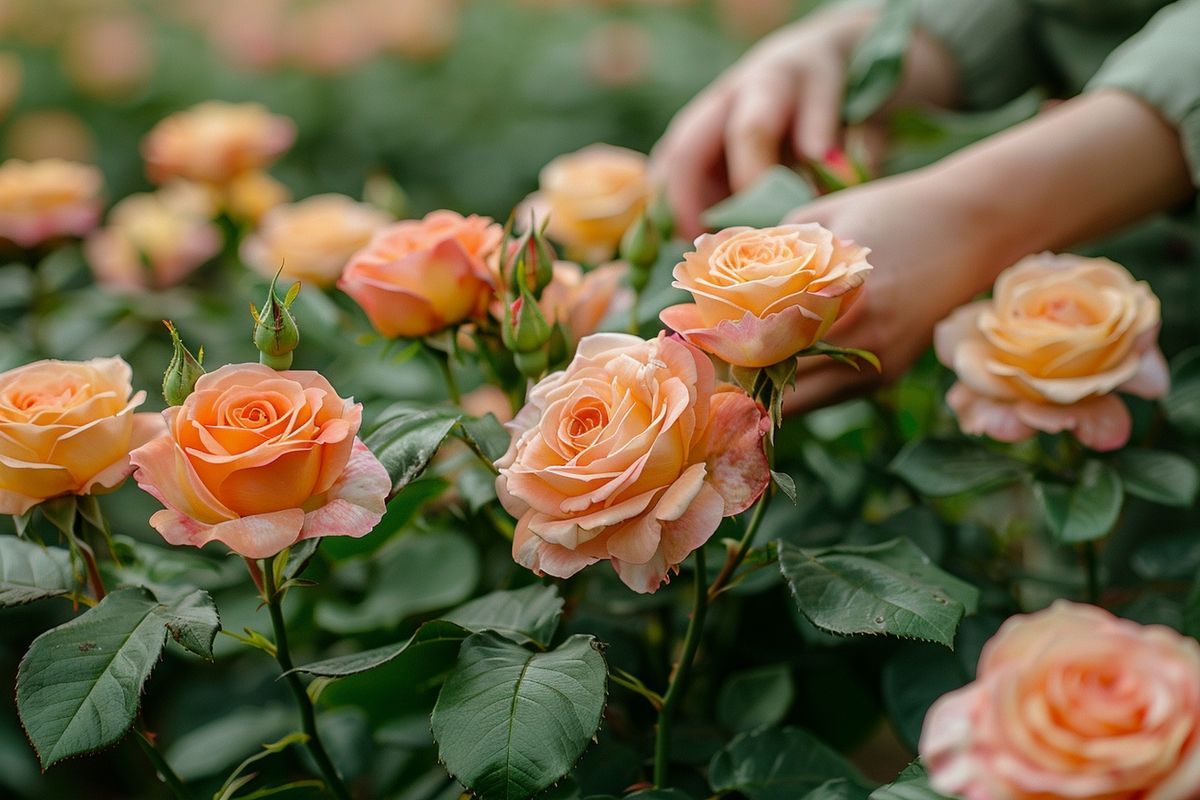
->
[502, 291, 552, 354]
[514, 348, 549, 380]
[162, 320, 205, 405]
[621, 213, 659, 293]
[545, 321, 569, 368]
[252, 271, 300, 369]
[504, 221, 556, 298]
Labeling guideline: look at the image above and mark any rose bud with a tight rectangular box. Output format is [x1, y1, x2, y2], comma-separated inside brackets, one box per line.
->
[162, 321, 205, 406]
[252, 274, 301, 369]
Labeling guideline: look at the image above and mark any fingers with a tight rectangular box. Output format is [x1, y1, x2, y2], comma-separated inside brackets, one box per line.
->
[792, 70, 844, 163]
[652, 89, 732, 240]
[724, 73, 794, 192]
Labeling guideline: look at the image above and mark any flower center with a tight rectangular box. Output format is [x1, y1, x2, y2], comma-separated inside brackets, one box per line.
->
[561, 398, 609, 453]
[229, 399, 279, 429]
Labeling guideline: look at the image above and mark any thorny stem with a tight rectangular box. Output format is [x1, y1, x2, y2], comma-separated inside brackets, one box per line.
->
[136, 730, 195, 800]
[653, 547, 707, 788]
[707, 492, 771, 603]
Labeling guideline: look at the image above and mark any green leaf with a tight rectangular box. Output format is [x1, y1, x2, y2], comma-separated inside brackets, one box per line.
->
[1114, 449, 1199, 508]
[166, 706, 294, 781]
[292, 619, 470, 678]
[458, 414, 511, 463]
[717, 664, 794, 733]
[432, 633, 607, 800]
[322, 477, 449, 560]
[869, 763, 952, 800]
[771, 471, 798, 505]
[282, 539, 322, 580]
[709, 727, 869, 800]
[778, 538, 978, 648]
[1164, 346, 1200, 436]
[889, 439, 1029, 497]
[316, 530, 479, 634]
[881, 646, 968, 750]
[442, 584, 565, 647]
[843, 0, 917, 123]
[1035, 460, 1123, 543]
[0, 536, 73, 606]
[701, 167, 816, 229]
[159, 588, 221, 659]
[804, 780, 872, 800]
[39, 496, 78, 539]
[17, 588, 166, 767]
[364, 407, 460, 495]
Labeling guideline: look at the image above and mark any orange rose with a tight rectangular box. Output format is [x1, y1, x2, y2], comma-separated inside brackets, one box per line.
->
[85, 183, 221, 292]
[339, 210, 501, 338]
[141, 101, 296, 185]
[921, 601, 1200, 800]
[242, 194, 392, 287]
[934, 254, 1166, 451]
[539, 261, 633, 343]
[528, 144, 651, 263]
[496, 332, 770, 593]
[660, 223, 872, 368]
[130, 364, 389, 559]
[0, 158, 102, 248]
[0, 358, 163, 515]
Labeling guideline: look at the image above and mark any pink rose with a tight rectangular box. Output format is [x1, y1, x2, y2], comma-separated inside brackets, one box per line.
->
[660, 223, 872, 368]
[130, 364, 389, 559]
[0, 158, 103, 248]
[934, 253, 1167, 451]
[539, 261, 633, 343]
[496, 332, 770, 593]
[0, 358, 163, 515]
[142, 101, 296, 185]
[921, 601, 1200, 800]
[339, 210, 502, 338]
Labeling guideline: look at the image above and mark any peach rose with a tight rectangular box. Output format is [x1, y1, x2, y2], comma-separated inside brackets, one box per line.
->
[539, 261, 633, 343]
[242, 194, 392, 287]
[85, 184, 221, 292]
[223, 170, 291, 224]
[130, 364, 389, 559]
[142, 101, 296, 185]
[529, 144, 651, 263]
[660, 223, 872, 368]
[339, 210, 501, 338]
[496, 332, 770, 593]
[0, 358, 163, 515]
[921, 601, 1200, 800]
[0, 158, 103, 248]
[61, 13, 153, 99]
[934, 254, 1167, 451]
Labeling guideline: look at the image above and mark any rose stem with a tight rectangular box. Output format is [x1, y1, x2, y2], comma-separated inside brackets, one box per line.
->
[707, 491, 771, 602]
[135, 729, 195, 800]
[653, 546, 707, 789]
[262, 563, 354, 800]
[76, 539, 107, 602]
[428, 345, 462, 405]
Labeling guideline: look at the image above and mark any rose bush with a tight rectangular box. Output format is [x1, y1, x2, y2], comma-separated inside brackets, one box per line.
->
[0, 158, 103, 248]
[141, 100, 296, 185]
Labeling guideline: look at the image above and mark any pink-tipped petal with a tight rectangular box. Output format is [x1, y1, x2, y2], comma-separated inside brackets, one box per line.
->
[1015, 395, 1132, 452]
[945, 382, 1036, 444]
[703, 392, 770, 514]
[1121, 345, 1170, 400]
[663, 304, 825, 369]
[299, 439, 389, 542]
[150, 507, 306, 559]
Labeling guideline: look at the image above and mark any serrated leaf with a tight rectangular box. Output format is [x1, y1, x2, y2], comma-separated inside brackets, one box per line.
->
[458, 414, 511, 463]
[283, 539, 322, 580]
[889, 439, 1029, 497]
[323, 477, 449, 560]
[0, 536, 74, 606]
[701, 166, 816, 229]
[779, 538, 978, 648]
[432, 633, 607, 800]
[40, 496, 78, 538]
[869, 763, 951, 800]
[771, 471, 798, 505]
[1035, 460, 1123, 543]
[364, 407, 460, 495]
[17, 588, 167, 767]
[843, 0, 917, 123]
[292, 619, 470, 677]
[442, 584, 564, 647]
[717, 664, 794, 733]
[159, 588, 221, 659]
[1114, 449, 1198, 508]
[804, 779, 872, 800]
[709, 727, 869, 800]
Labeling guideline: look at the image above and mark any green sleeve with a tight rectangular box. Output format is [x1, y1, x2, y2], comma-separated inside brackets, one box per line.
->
[913, 0, 1044, 109]
[1088, 0, 1200, 188]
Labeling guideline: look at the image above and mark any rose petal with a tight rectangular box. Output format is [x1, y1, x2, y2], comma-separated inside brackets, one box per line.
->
[702, 391, 769, 515]
[149, 507, 306, 559]
[661, 303, 826, 368]
[299, 438, 389, 542]
[1120, 345, 1170, 400]
[945, 382, 1037, 444]
[1014, 395, 1132, 452]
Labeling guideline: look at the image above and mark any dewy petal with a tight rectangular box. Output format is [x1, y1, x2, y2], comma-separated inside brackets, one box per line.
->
[1014, 395, 1132, 452]
[945, 382, 1036, 444]
[702, 391, 770, 515]
[149, 507, 306, 559]
[299, 438, 389, 543]
[662, 304, 826, 368]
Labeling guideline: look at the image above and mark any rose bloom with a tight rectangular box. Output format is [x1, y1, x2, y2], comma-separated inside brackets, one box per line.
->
[539, 261, 632, 342]
[0, 358, 163, 515]
[85, 183, 221, 292]
[142, 101, 296, 185]
[242, 194, 392, 287]
[528, 144, 651, 263]
[130, 364, 389, 559]
[934, 253, 1167, 451]
[339, 210, 501, 338]
[223, 170, 291, 224]
[660, 223, 872, 368]
[61, 13, 153, 99]
[0, 158, 102, 248]
[921, 601, 1200, 800]
[496, 332, 770, 593]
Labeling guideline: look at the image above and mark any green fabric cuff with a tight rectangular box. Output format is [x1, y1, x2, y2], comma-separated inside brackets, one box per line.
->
[1088, 0, 1200, 188]
[913, 0, 1043, 109]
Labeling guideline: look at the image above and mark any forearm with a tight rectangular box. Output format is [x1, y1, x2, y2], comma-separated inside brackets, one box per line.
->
[929, 89, 1194, 287]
